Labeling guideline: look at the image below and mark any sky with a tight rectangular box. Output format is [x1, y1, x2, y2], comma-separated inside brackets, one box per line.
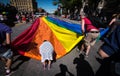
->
[0, 0, 10, 5]
[36, 0, 58, 13]
[0, 0, 58, 13]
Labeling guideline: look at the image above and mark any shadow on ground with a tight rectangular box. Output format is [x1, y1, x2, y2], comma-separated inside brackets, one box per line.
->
[0, 60, 6, 76]
[11, 54, 30, 71]
[55, 64, 74, 76]
[95, 53, 120, 76]
[73, 54, 94, 76]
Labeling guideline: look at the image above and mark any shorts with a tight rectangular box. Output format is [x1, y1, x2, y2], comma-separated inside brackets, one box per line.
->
[101, 44, 119, 56]
[0, 49, 13, 59]
[84, 32, 100, 46]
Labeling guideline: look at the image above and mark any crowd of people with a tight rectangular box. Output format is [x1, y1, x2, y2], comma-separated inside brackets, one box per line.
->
[78, 11, 120, 59]
[15, 13, 35, 24]
[0, 6, 120, 76]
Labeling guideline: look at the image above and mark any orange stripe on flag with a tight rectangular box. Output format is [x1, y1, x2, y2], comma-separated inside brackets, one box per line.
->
[24, 18, 66, 60]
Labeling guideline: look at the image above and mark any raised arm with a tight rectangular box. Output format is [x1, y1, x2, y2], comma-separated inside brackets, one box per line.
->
[81, 18, 85, 34]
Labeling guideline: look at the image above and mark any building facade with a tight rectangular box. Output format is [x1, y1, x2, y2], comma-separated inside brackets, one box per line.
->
[10, 0, 37, 13]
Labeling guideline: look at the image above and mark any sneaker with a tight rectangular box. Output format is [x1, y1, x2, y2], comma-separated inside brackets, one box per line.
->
[85, 55, 88, 58]
[84, 53, 88, 58]
[76, 48, 80, 52]
[76, 48, 83, 54]
[79, 50, 83, 54]
[5, 69, 11, 76]
[5, 66, 7, 70]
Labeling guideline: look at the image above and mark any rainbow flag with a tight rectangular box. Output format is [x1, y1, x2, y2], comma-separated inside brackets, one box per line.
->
[12, 16, 109, 60]
[12, 17, 84, 60]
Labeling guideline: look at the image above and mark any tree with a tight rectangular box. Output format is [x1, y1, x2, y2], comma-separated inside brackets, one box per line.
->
[100, 0, 120, 23]
[53, 0, 82, 19]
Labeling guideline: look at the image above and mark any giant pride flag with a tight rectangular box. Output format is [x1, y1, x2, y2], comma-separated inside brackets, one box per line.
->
[12, 16, 109, 60]
[12, 16, 84, 60]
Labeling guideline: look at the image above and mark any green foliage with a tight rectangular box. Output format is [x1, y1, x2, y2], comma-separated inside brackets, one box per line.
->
[53, 0, 58, 6]
[53, 0, 82, 14]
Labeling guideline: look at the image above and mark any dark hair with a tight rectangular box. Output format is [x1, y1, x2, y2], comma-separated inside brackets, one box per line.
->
[43, 40, 47, 42]
[0, 4, 18, 27]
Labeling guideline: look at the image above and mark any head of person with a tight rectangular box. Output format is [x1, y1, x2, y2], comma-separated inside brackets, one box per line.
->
[112, 14, 120, 19]
[1, 4, 18, 27]
[80, 12, 86, 18]
[43, 40, 47, 42]
[116, 14, 120, 19]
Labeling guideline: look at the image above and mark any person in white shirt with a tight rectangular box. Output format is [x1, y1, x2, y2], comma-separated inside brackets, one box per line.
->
[39, 40, 54, 70]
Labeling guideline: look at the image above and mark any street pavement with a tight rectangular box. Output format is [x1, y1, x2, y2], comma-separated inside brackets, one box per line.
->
[10, 19, 103, 76]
